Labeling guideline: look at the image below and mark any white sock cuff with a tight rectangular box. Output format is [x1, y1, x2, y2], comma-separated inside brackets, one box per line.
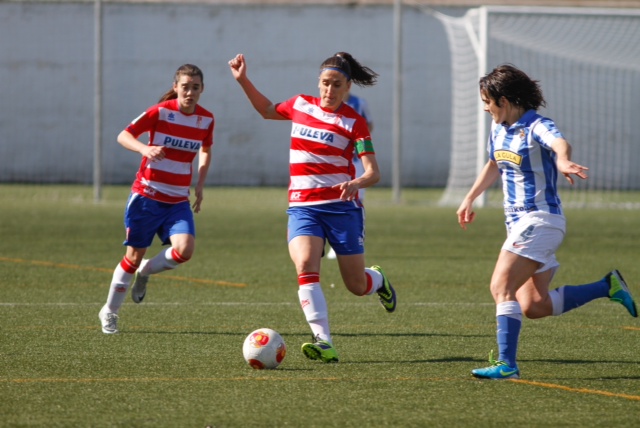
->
[549, 288, 564, 316]
[364, 267, 383, 292]
[496, 301, 522, 317]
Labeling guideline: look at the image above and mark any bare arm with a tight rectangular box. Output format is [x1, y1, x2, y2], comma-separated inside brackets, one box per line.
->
[228, 54, 285, 121]
[456, 160, 501, 230]
[117, 130, 165, 162]
[551, 138, 589, 185]
[192, 145, 212, 213]
[334, 153, 381, 201]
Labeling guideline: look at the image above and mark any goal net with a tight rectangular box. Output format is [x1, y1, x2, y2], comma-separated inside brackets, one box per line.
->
[433, 6, 640, 208]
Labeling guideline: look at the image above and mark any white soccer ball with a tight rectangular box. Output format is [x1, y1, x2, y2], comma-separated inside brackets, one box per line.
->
[242, 328, 287, 369]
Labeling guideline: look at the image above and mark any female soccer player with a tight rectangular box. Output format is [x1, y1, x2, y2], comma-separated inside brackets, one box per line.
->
[99, 64, 215, 334]
[326, 53, 375, 260]
[228, 52, 396, 363]
[456, 64, 637, 379]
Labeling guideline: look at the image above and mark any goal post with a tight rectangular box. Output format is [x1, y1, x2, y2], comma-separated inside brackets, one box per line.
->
[434, 6, 640, 208]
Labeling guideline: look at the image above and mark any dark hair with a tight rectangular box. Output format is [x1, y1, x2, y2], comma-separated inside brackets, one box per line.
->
[320, 52, 378, 87]
[158, 64, 204, 102]
[479, 64, 546, 111]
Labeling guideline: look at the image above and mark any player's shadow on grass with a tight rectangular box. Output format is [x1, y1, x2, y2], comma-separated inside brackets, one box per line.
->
[125, 330, 492, 339]
[522, 357, 640, 366]
[348, 356, 478, 365]
[125, 330, 250, 335]
[334, 332, 491, 338]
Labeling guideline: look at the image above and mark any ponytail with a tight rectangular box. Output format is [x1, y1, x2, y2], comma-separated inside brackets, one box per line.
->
[320, 52, 378, 87]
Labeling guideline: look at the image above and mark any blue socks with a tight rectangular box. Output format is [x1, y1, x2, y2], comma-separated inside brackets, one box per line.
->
[549, 277, 609, 315]
[496, 301, 522, 367]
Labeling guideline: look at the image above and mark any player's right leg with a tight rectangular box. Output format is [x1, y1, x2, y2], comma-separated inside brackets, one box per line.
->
[99, 193, 155, 333]
[301, 335, 339, 363]
[472, 251, 538, 379]
[130, 200, 194, 304]
[287, 209, 338, 363]
[100, 251, 144, 334]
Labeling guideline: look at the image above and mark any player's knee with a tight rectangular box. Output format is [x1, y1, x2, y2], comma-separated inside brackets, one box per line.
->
[171, 247, 192, 264]
[344, 279, 367, 296]
[521, 303, 549, 319]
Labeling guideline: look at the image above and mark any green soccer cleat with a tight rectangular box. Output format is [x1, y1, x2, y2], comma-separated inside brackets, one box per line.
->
[607, 270, 638, 317]
[471, 351, 520, 380]
[301, 336, 339, 363]
[371, 265, 396, 313]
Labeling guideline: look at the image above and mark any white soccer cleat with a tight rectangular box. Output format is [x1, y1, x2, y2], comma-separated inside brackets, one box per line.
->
[99, 306, 119, 334]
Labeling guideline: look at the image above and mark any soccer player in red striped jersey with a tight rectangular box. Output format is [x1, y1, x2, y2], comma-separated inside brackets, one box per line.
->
[229, 52, 397, 363]
[99, 64, 214, 334]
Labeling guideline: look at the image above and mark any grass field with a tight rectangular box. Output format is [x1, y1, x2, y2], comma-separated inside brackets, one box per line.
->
[1, 185, 639, 427]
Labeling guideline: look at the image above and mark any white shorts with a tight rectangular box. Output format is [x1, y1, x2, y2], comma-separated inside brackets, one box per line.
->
[502, 211, 566, 273]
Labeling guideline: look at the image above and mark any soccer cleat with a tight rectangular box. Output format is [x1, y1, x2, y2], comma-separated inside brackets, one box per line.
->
[471, 351, 520, 380]
[99, 307, 119, 334]
[301, 336, 339, 363]
[607, 270, 638, 317]
[371, 265, 396, 313]
[131, 261, 149, 304]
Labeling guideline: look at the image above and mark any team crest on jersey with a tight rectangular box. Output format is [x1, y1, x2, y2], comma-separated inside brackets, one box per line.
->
[168, 112, 176, 122]
[196, 116, 203, 128]
[519, 129, 525, 139]
[494, 150, 522, 166]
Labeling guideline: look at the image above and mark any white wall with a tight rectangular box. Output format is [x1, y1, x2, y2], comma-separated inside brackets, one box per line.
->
[0, 2, 457, 186]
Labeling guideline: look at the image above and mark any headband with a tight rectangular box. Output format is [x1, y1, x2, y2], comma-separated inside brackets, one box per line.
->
[320, 67, 351, 80]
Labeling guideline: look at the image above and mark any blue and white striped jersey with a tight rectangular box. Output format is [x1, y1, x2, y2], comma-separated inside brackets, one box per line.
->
[488, 109, 564, 225]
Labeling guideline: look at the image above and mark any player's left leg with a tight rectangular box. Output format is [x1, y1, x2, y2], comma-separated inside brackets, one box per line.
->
[516, 268, 556, 319]
[131, 202, 195, 304]
[336, 255, 396, 313]
[520, 267, 638, 318]
[131, 234, 193, 304]
[328, 207, 396, 312]
[545, 270, 637, 318]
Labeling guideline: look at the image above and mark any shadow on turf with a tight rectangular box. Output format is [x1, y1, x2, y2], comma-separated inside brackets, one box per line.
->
[519, 358, 640, 370]
[348, 356, 478, 365]
[335, 332, 490, 338]
[124, 330, 491, 339]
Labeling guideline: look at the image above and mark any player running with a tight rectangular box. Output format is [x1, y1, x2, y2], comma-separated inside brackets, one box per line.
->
[99, 64, 214, 334]
[229, 52, 396, 363]
[457, 64, 637, 379]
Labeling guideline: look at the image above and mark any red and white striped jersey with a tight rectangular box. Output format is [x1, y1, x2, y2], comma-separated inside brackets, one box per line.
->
[126, 99, 214, 204]
[275, 94, 374, 207]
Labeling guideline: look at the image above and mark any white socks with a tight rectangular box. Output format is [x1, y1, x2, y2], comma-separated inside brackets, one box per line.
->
[298, 282, 331, 343]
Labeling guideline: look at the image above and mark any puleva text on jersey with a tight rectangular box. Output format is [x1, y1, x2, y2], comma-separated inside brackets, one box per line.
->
[162, 136, 201, 151]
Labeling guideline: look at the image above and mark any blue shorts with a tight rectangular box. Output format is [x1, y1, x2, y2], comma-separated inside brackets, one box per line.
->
[286, 202, 365, 256]
[123, 193, 195, 248]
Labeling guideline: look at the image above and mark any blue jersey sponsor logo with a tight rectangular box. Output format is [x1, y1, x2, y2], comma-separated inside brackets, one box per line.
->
[292, 125, 334, 143]
[162, 136, 201, 151]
